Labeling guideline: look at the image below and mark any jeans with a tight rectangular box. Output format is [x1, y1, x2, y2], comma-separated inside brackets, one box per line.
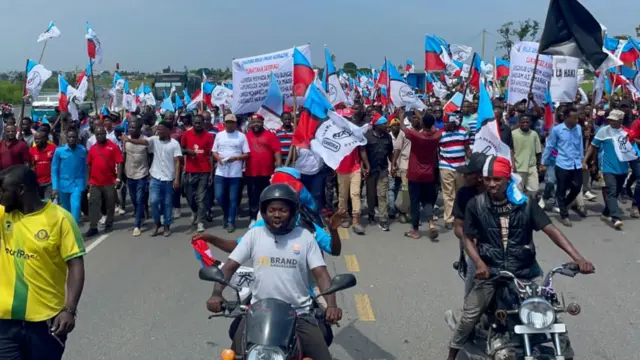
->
[602, 172, 626, 220]
[89, 184, 116, 229]
[150, 177, 174, 227]
[0, 319, 67, 360]
[449, 279, 574, 358]
[324, 167, 338, 212]
[555, 167, 583, 218]
[246, 176, 271, 220]
[301, 172, 325, 211]
[231, 315, 331, 360]
[185, 173, 210, 224]
[59, 188, 83, 224]
[127, 178, 147, 228]
[214, 176, 241, 226]
[542, 164, 556, 200]
[365, 170, 390, 222]
[408, 181, 437, 230]
[388, 174, 401, 217]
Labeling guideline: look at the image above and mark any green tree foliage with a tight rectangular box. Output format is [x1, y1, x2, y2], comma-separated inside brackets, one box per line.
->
[0, 82, 24, 104]
[496, 19, 540, 59]
[342, 62, 358, 77]
[613, 35, 630, 40]
[636, 25, 640, 37]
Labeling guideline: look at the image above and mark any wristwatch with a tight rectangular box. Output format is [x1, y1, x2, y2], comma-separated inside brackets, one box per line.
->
[62, 307, 77, 318]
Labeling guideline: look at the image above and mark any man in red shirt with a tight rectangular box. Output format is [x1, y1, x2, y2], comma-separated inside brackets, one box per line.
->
[0, 125, 30, 171]
[181, 114, 214, 233]
[85, 126, 124, 237]
[397, 108, 441, 240]
[245, 114, 282, 224]
[29, 129, 57, 200]
[336, 146, 370, 235]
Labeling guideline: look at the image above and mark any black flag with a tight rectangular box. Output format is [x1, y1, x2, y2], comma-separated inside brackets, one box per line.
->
[538, 0, 611, 70]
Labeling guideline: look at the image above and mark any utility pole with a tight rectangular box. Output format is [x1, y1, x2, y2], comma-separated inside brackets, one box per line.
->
[481, 29, 487, 59]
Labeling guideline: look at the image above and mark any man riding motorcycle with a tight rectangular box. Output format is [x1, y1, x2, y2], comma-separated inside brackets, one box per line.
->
[445, 155, 594, 360]
[206, 184, 340, 360]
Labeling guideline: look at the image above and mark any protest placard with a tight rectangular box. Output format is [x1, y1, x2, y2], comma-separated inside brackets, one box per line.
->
[231, 44, 312, 114]
[507, 42, 553, 105]
[550, 56, 580, 103]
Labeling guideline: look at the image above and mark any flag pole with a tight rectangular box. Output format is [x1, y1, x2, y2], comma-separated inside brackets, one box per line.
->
[38, 40, 49, 64]
[19, 59, 29, 121]
[526, 54, 541, 108]
[89, 59, 98, 116]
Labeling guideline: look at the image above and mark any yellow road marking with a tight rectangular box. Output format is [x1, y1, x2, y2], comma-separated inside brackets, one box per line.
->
[354, 294, 375, 322]
[344, 254, 360, 272]
[338, 227, 349, 240]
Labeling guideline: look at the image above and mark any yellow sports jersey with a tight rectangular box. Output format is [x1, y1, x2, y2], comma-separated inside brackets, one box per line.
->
[0, 201, 86, 321]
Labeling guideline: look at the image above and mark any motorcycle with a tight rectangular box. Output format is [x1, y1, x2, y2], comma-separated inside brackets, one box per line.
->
[199, 266, 357, 360]
[446, 263, 586, 360]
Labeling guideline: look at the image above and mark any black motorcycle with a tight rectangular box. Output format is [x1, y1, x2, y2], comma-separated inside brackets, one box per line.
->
[446, 263, 587, 360]
[199, 266, 356, 360]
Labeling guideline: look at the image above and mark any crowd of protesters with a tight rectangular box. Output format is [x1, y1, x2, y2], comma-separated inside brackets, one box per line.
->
[0, 90, 639, 240]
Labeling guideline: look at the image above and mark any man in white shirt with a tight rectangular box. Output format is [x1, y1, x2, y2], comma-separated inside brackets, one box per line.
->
[123, 120, 182, 237]
[212, 114, 250, 233]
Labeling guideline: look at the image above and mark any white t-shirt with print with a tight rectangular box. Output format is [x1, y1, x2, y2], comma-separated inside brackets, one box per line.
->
[212, 130, 250, 178]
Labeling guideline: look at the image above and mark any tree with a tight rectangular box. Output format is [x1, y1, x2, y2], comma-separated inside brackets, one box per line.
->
[614, 35, 630, 40]
[636, 25, 640, 37]
[496, 19, 540, 59]
[342, 62, 358, 77]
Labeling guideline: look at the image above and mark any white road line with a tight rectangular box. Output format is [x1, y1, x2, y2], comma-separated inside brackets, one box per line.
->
[86, 234, 110, 253]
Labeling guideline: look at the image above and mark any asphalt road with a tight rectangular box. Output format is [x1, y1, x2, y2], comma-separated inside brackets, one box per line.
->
[63, 194, 640, 360]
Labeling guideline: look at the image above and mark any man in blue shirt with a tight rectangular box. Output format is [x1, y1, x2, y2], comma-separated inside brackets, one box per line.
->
[51, 129, 87, 224]
[542, 106, 585, 227]
[583, 109, 631, 230]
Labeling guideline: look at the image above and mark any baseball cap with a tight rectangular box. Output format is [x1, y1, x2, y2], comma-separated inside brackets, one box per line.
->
[224, 114, 237, 122]
[606, 109, 624, 121]
[457, 153, 489, 174]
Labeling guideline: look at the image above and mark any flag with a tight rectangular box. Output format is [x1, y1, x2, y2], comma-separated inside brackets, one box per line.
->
[538, 0, 621, 71]
[594, 125, 638, 162]
[37, 21, 61, 43]
[160, 93, 175, 113]
[293, 47, 314, 96]
[468, 53, 483, 90]
[291, 83, 334, 149]
[405, 59, 415, 74]
[621, 66, 640, 91]
[450, 44, 473, 61]
[191, 238, 217, 267]
[85, 23, 102, 64]
[257, 72, 284, 130]
[25, 59, 52, 99]
[442, 92, 464, 122]
[100, 104, 109, 117]
[495, 58, 510, 79]
[58, 75, 79, 113]
[543, 88, 555, 132]
[323, 47, 349, 106]
[182, 89, 191, 106]
[175, 92, 184, 109]
[75, 61, 92, 102]
[387, 60, 426, 111]
[425, 35, 448, 72]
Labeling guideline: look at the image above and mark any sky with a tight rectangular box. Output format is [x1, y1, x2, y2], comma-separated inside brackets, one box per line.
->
[1, 0, 638, 72]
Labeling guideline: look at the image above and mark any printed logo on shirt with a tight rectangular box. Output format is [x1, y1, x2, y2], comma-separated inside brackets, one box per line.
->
[34, 229, 50, 242]
[5, 248, 38, 260]
[292, 244, 301, 255]
[257, 256, 298, 268]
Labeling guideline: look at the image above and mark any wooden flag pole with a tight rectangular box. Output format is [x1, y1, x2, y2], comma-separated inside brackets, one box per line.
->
[89, 59, 98, 116]
[19, 59, 29, 121]
[38, 40, 49, 64]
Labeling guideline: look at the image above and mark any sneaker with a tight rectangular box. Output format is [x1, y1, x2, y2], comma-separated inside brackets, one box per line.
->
[99, 215, 107, 225]
[538, 198, 546, 209]
[552, 206, 560, 214]
[433, 214, 439, 221]
[584, 191, 597, 201]
[191, 213, 197, 225]
[398, 213, 408, 224]
[630, 207, 640, 219]
[559, 217, 572, 227]
[573, 206, 587, 218]
[197, 223, 205, 233]
[352, 223, 365, 235]
[378, 222, 390, 231]
[84, 228, 99, 238]
[132, 227, 142, 237]
[163, 227, 172, 237]
[116, 206, 126, 215]
[227, 224, 235, 233]
[613, 219, 624, 230]
[600, 214, 612, 222]
[173, 208, 181, 219]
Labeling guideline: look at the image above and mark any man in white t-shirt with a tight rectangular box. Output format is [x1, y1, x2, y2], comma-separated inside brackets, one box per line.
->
[123, 120, 182, 237]
[212, 114, 250, 233]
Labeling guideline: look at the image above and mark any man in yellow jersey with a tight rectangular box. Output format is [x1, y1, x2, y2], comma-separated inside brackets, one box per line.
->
[0, 165, 86, 359]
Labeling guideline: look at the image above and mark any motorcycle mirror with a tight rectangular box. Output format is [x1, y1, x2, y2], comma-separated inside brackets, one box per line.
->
[198, 266, 229, 285]
[316, 274, 357, 298]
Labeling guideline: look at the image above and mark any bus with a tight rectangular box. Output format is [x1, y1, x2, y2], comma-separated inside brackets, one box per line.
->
[152, 72, 201, 103]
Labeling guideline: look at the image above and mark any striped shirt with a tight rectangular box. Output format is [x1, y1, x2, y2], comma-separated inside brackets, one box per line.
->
[438, 127, 469, 170]
[462, 114, 478, 146]
[276, 127, 294, 162]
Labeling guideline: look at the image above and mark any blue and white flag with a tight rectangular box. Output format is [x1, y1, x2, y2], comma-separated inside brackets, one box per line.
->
[37, 21, 61, 43]
[26, 59, 52, 99]
[257, 72, 284, 130]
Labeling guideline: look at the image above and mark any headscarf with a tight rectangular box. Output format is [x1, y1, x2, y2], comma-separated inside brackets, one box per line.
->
[482, 155, 527, 205]
[371, 113, 388, 126]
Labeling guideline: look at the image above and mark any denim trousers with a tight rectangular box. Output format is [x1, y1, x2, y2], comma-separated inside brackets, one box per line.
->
[127, 178, 148, 228]
[602, 172, 626, 220]
[301, 172, 325, 211]
[150, 177, 174, 226]
[214, 176, 241, 226]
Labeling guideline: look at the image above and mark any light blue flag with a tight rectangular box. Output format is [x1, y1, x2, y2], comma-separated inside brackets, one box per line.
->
[160, 97, 175, 112]
[175, 92, 184, 109]
[476, 79, 495, 130]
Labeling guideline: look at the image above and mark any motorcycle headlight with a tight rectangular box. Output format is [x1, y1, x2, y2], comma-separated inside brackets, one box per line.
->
[519, 297, 556, 329]
[247, 345, 286, 360]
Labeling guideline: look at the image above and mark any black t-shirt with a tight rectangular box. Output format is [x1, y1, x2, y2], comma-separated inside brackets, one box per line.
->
[463, 196, 551, 238]
[453, 186, 480, 220]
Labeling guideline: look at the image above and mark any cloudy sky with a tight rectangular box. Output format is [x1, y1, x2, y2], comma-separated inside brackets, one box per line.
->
[2, 0, 638, 72]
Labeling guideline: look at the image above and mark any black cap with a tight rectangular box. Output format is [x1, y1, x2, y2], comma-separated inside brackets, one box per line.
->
[620, 99, 633, 107]
[457, 152, 489, 174]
